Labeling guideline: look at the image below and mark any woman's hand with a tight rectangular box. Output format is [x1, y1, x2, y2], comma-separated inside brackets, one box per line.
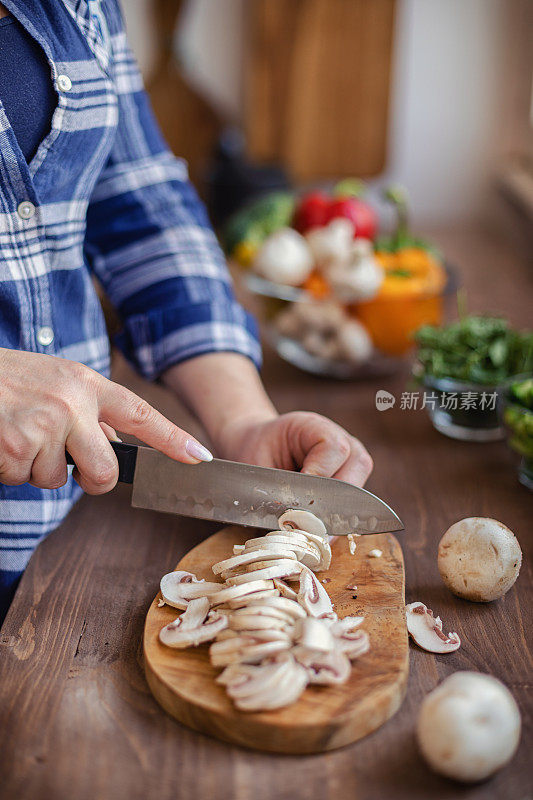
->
[164, 353, 373, 488]
[0, 349, 212, 494]
[217, 411, 373, 487]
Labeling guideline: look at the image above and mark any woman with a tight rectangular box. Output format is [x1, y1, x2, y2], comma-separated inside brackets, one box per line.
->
[0, 0, 372, 620]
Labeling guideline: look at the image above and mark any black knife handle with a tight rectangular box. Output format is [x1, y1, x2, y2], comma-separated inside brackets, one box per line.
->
[65, 441, 138, 484]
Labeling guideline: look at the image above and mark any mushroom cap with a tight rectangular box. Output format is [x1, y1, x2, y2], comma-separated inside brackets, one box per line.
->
[417, 672, 521, 782]
[438, 518, 522, 602]
[305, 218, 355, 266]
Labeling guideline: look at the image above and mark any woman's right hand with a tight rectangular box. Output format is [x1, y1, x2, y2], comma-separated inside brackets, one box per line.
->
[0, 348, 212, 494]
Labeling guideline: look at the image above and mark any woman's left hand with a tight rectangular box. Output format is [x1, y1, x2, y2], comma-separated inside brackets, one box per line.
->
[218, 411, 373, 488]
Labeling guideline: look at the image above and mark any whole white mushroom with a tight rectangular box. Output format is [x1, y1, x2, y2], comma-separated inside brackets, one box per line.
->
[417, 672, 521, 782]
[438, 517, 522, 602]
[253, 228, 313, 286]
[305, 218, 355, 266]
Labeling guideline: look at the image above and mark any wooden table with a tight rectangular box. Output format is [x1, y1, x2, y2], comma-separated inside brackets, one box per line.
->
[0, 226, 531, 800]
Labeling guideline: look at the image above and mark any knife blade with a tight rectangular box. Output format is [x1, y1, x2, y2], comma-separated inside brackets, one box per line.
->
[67, 442, 403, 536]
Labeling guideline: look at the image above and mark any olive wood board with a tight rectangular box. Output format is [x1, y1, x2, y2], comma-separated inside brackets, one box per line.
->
[143, 527, 408, 754]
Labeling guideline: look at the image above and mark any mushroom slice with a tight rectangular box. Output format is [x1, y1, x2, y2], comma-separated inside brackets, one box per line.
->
[273, 579, 299, 601]
[215, 629, 239, 641]
[160, 571, 223, 609]
[334, 629, 370, 660]
[226, 561, 303, 585]
[159, 598, 228, 649]
[278, 509, 327, 539]
[294, 618, 336, 652]
[216, 659, 292, 694]
[291, 530, 332, 571]
[292, 646, 351, 685]
[327, 616, 365, 634]
[231, 605, 296, 624]
[298, 567, 334, 617]
[229, 615, 291, 633]
[231, 660, 309, 711]
[228, 589, 280, 609]
[243, 538, 319, 566]
[207, 579, 275, 605]
[212, 548, 297, 576]
[209, 638, 290, 667]
[243, 596, 307, 620]
[406, 602, 461, 653]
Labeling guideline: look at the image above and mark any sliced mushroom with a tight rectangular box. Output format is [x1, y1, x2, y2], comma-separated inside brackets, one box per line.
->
[273, 579, 299, 601]
[207, 579, 275, 606]
[159, 598, 228, 648]
[228, 589, 280, 609]
[160, 571, 223, 609]
[212, 548, 297, 576]
[278, 509, 327, 539]
[226, 560, 303, 585]
[334, 628, 370, 660]
[231, 604, 296, 624]
[243, 596, 307, 620]
[292, 646, 351, 685]
[209, 637, 291, 667]
[294, 617, 336, 652]
[229, 615, 291, 633]
[229, 657, 309, 711]
[294, 530, 332, 571]
[406, 602, 461, 653]
[298, 567, 334, 617]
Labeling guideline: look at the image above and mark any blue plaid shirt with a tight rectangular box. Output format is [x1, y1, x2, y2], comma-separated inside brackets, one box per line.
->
[0, 0, 260, 615]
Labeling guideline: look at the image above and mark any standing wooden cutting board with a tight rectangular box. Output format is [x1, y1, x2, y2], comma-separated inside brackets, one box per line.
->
[144, 527, 408, 754]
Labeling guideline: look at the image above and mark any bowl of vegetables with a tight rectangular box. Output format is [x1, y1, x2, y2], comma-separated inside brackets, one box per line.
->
[502, 377, 533, 490]
[224, 183, 452, 377]
[414, 315, 533, 441]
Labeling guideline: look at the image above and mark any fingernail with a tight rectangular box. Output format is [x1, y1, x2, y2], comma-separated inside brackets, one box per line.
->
[111, 435, 123, 442]
[185, 439, 213, 462]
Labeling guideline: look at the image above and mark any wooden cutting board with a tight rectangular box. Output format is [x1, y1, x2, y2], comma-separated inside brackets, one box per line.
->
[143, 527, 408, 754]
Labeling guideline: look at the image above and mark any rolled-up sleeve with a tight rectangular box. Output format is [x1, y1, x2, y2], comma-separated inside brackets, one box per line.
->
[84, 13, 261, 380]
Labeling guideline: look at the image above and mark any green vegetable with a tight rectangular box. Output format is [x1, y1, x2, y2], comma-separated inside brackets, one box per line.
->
[509, 377, 533, 410]
[415, 315, 533, 385]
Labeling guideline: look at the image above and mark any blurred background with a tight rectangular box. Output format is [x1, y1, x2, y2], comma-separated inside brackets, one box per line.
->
[116, 0, 533, 440]
[122, 0, 532, 234]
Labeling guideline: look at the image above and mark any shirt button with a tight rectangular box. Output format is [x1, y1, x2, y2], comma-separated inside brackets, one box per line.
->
[37, 327, 54, 346]
[17, 201, 35, 220]
[57, 74, 72, 92]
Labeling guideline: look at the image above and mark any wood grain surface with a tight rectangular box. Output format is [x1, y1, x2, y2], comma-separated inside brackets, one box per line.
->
[144, 527, 407, 753]
[0, 227, 531, 800]
[245, 0, 396, 180]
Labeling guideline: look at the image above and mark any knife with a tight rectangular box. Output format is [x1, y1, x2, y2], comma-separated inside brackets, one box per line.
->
[67, 442, 403, 536]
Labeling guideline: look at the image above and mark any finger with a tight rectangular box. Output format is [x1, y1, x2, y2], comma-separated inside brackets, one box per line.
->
[332, 440, 373, 487]
[67, 422, 119, 495]
[99, 422, 121, 441]
[0, 430, 35, 485]
[300, 421, 352, 478]
[0, 457, 33, 486]
[29, 442, 68, 489]
[97, 379, 212, 464]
